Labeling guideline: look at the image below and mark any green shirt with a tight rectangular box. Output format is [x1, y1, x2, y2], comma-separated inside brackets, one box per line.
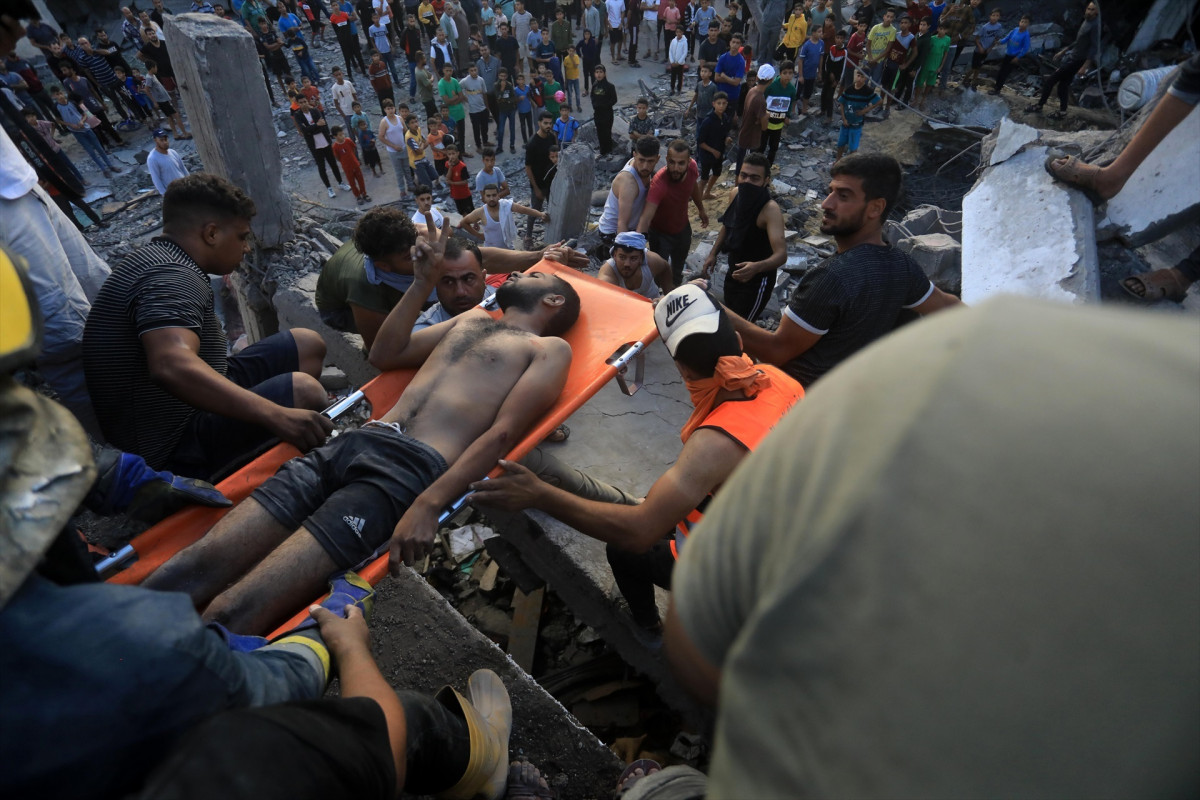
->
[543, 80, 562, 115]
[438, 76, 466, 121]
[314, 241, 403, 315]
[764, 78, 797, 131]
[922, 33, 951, 74]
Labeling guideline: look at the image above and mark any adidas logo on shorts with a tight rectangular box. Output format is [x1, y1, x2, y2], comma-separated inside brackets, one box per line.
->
[343, 515, 366, 540]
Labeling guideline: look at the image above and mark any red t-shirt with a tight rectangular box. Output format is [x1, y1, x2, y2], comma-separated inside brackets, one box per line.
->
[847, 31, 866, 63]
[647, 159, 699, 235]
[332, 138, 359, 168]
[447, 160, 471, 199]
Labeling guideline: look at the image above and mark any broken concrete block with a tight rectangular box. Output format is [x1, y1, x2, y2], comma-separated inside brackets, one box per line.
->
[884, 204, 964, 247]
[545, 144, 597, 243]
[319, 365, 348, 390]
[274, 272, 379, 387]
[1100, 103, 1200, 247]
[962, 146, 1099, 304]
[164, 14, 293, 247]
[953, 90, 1010, 130]
[984, 116, 1040, 166]
[771, 179, 795, 194]
[897, 233, 963, 295]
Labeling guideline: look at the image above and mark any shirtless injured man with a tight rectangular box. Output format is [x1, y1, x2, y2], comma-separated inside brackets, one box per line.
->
[144, 225, 581, 635]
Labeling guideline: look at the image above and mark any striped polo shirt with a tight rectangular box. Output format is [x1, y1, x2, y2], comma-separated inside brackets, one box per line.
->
[83, 238, 227, 469]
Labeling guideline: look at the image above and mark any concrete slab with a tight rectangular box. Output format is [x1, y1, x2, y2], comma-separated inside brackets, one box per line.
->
[1100, 103, 1200, 247]
[545, 144, 598, 243]
[985, 117, 1039, 167]
[364, 568, 623, 798]
[962, 146, 1099, 304]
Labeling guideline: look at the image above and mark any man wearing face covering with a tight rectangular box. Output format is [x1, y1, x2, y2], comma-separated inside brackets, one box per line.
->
[700, 150, 786, 323]
[469, 284, 803, 635]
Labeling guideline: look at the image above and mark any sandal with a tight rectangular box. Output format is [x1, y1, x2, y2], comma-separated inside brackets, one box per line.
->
[615, 759, 661, 798]
[1120, 269, 1191, 304]
[508, 757, 557, 800]
[1044, 154, 1107, 205]
[545, 423, 570, 443]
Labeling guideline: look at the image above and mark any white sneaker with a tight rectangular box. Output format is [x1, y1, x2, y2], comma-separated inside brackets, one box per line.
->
[327, 186, 336, 198]
[339, 182, 351, 191]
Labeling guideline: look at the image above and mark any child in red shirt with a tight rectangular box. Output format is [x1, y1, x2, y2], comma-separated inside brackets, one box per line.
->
[445, 144, 474, 214]
[332, 125, 369, 203]
[427, 114, 450, 177]
[845, 19, 868, 89]
[300, 75, 323, 110]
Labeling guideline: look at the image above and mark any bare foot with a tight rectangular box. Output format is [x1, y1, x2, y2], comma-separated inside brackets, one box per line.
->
[1046, 155, 1125, 201]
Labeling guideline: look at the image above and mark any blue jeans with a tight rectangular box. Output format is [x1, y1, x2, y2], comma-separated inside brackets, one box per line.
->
[414, 158, 438, 189]
[496, 109, 517, 147]
[297, 54, 321, 82]
[0, 574, 326, 798]
[382, 50, 400, 84]
[566, 78, 581, 109]
[72, 128, 113, 171]
[406, 56, 418, 98]
[387, 148, 411, 194]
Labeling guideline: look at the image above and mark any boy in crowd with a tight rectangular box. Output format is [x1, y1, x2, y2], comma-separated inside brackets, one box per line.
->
[821, 27, 847, 122]
[112, 65, 152, 122]
[349, 100, 371, 134]
[330, 67, 359, 130]
[428, 113, 451, 177]
[410, 185, 446, 236]
[332, 124, 370, 203]
[515, 71, 535, 142]
[445, 144, 474, 214]
[915, 19, 951, 108]
[459, 184, 549, 248]
[965, 7, 1004, 90]
[551, 8, 572, 57]
[836, 68, 880, 160]
[286, 27, 321, 82]
[541, 65, 563, 115]
[142, 59, 189, 139]
[865, 9, 896, 86]
[880, 15, 914, 112]
[368, 50, 395, 111]
[628, 96, 655, 155]
[690, 63, 717, 123]
[668, 24, 688, 94]
[553, 103, 580, 145]
[300, 75, 323, 109]
[404, 113, 443, 191]
[562, 43, 582, 108]
[844, 18, 868, 88]
[590, 64, 617, 154]
[51, 85, 123, 178]
[475, 146, 510, 198]
[797, 27, 823, 115]
[356, 117, 384, 176]
[438, 63, 470, 155]
[898, 17, 928, 105]
[697, 90, 732, 198]
[990, 14, 1031, 94]
[460, 63, 491, 151]
[763, 62, 796, 164]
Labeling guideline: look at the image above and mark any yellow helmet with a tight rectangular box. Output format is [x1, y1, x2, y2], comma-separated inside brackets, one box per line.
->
[0, 244, 43, 374]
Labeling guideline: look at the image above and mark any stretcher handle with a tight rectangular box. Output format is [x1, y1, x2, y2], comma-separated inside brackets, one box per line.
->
[322, 389, 366, 420]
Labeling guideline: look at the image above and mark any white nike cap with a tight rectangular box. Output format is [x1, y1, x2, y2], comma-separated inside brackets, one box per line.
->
[654, 284, 722, 357]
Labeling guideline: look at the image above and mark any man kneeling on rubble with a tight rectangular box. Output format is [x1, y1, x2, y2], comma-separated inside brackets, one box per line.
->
[144, 224, 581, 635]
[471, 285, 803, 633]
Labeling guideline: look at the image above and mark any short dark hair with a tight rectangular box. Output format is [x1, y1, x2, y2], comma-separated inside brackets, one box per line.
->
[830, 153, 903, 218]
[538, 109, 553, 121]
[142, 57, 158, 70]
[636, 96, 649, 105]
[634, 136, 661, 157]
[742, 151, 770, 175]
[672, 293, 740, 377]
[713, 90, 729, 102]
[481, 145, 497, 158]
[353, 207, 418, 259]
[443, 237, 483, 271]
[414, 184, 433, 196]
[162, 173, 256, 229]
[331, 124, 343, 135]
[544, 275, 580, 337]
[668, 138, 692, 157]
[777, 61, 795, 72]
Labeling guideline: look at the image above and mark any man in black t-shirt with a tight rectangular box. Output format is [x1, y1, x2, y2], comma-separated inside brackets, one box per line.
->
[83, 174, 332, 479]
[589, 64, 617, 153]
[523, 110, 557, 242]
[720, 154, 962, 387]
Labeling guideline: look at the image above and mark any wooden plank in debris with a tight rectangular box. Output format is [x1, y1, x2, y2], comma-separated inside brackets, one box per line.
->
[478, 560, 501, 591]
[508, 586, 545, 673]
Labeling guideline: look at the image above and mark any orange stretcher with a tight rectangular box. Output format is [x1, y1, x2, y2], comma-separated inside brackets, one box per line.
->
[103, 262, 659, 638]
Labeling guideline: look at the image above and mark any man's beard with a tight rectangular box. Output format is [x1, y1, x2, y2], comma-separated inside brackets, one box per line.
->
[819, 206, 867, 237]
[496, 279, 543, 313]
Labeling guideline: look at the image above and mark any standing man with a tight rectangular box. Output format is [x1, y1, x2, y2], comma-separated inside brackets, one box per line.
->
[637, 139, 709, 286]
[330, 66, 359, 130]
[523, 110, 557, 244]
[294, 96, 352, 199]
[714, 33, 746, 107]
[329, 3, 368, 77]
[589, 63, 617, 154]
[399, 13, 424, 100]
[865, 8, 897, 86]
[512, 0, 534, 66]
[460, 63, 492, 151]
[722, 154, 960, 388]
[596, 137, 660, 255]
[641, 0, 660, 62]
[756, 0, 786, 67]
[477, 43, 503, 122]
[701, 153, 786, 322]
[146, 129, 189, 196]
[82, 174, 333, 480]
[369, 11, 402, 83]
[496, 22, 521, 75]
[695, 20, 723, 72]
[735, 65, 769, 174]
[1028, 1, 1100, 119]
[605, 0, 625, 61]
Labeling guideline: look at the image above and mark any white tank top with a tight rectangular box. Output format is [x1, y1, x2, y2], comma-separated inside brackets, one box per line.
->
[482, 199, 517, 248]
[381, 115, 406, 153]
[598, 162, 647, 235]
[612, 252, 661, 300]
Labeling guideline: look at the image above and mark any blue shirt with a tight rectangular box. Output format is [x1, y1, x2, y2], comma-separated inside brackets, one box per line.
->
[341, 1, 358, 33]
[554, 116, 580, 143]
[927, 0, 945, 29]
[837, 83, 878, 128]
[715, 51, 746, 102]
[999, 27, 1031, 58]
[515, 84, 532, 113]
[799, 38, 824, 79]
[278, 12, 303, 36]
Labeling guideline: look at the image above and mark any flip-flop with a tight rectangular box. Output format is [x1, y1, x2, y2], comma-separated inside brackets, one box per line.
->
[1120, 269, 1191, 304]
[1044, 154, 1106, 206]
[545, 423, 570, 443]
[615, 759, 661, 798]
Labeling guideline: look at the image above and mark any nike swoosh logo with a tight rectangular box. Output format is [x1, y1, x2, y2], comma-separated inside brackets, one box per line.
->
[664, 296, 696, 326]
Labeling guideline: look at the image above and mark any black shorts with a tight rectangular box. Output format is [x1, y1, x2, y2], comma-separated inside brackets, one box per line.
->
[252, 423, 449, 568]
[800, 79, 816, 100]
[699, 151, 722, 180]
[169, 331, 299, 479]
[610, 27, 623, 42]
[971, 49, 987, 69]
[158, 99, 176, 116]
[267, 54, 291, 76]
[454, 196, 475, 214]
